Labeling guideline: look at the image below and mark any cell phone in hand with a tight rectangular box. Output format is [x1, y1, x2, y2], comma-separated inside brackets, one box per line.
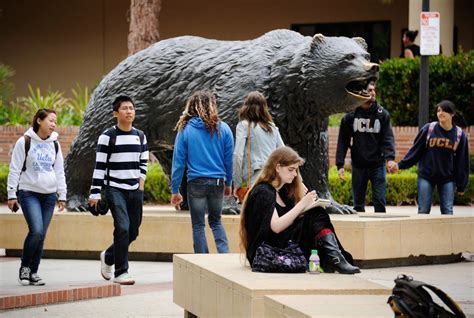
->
[12, 202, 19, 212]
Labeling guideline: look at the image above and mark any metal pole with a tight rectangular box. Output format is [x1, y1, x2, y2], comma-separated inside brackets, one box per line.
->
[418, 0, 430, 128]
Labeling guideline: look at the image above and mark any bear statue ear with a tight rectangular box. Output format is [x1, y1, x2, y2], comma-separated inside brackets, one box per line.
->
[310, 33, 326, 51]
[352, 37, 368, 51]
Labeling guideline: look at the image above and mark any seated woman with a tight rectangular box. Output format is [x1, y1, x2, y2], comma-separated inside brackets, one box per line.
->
[240, 146, 360, 274]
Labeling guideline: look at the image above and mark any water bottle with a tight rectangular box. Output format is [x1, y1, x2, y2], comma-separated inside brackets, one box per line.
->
[308, 249, 320, 274]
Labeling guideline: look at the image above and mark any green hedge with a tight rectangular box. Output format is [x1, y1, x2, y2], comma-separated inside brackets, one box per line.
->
[0, 164, 471, 206]
[143, 163, 171, 203]
[0, 163, 171, 204]
[377, 51, 474, 126]
[328, 166, 473, 206]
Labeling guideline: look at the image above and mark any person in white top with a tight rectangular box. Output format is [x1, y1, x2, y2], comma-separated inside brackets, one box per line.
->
[233, 91, 284, 199]
[7, 109, 66, 286]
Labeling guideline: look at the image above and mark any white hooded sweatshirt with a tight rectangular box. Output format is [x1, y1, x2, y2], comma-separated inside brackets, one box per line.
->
[7, 127, 67, 201]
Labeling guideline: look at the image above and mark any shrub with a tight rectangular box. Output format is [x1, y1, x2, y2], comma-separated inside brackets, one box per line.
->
[0, 81, 90, 126]
[378, 51, 474, 126]
[1, 163, 470, 206]
[0, 164, 8, 202]
[143, 163, 171, 203]
[328, 166, 473, 206]
[0, 163, 171, 204]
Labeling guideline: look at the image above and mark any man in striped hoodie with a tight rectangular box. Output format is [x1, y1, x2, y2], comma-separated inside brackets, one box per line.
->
[88, 95, 149, 285]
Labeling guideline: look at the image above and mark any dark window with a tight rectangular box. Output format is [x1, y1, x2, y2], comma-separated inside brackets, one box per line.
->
[291, 21, 391, 62]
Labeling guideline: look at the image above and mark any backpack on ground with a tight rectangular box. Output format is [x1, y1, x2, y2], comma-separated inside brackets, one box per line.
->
[387, 274, 466, 318]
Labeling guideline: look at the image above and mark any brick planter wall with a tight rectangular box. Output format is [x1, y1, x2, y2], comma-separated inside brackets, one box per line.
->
[0, 126, 78, 164]
[0, 126, 472, 166]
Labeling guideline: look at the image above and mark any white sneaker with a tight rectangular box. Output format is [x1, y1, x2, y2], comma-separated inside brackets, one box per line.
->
[113, 272, 135, 285]
[30, 273, 46, 286]
[100, 250, 113, 280]
[18, 266, 30, 286]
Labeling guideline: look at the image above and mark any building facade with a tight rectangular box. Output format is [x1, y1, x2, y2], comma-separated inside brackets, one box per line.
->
[0, 0, 472, 97]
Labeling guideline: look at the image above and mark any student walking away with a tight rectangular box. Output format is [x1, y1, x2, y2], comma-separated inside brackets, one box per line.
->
[240, 146, 360, 274]
[393, 101, 469, 215]
[400, 30, 420, 58]
[89, 95, 149, 285]
[336, 81, 396, 213]
[7, 109, 67, 286]
[233, 91, 284, 203]
[170, 90, 234, 254]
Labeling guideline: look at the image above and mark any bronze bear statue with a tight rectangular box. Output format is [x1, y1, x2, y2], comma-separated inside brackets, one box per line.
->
[65, 29, 378, 214]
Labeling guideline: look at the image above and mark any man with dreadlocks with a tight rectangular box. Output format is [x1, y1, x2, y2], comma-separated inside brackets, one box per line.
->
[170, 90, 234, 253]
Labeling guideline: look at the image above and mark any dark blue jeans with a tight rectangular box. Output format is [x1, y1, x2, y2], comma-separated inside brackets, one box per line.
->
[18, 190, 57, 273]
[417, 177, 454, 215]
[351, 164, 387, 212]
[104, 187, 143, 277]
[187, 178, 229, 254]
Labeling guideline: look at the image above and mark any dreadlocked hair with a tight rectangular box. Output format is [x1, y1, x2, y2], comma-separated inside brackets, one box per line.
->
[174, 90, 220, 135]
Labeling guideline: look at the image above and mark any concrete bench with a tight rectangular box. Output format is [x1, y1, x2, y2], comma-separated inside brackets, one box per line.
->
[173, 253, 391, 317]
[1, 211, 472, 265]
[264, 294, 393, 318]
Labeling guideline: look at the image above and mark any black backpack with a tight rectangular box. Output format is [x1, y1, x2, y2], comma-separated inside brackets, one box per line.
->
[387, 274, 466, 318]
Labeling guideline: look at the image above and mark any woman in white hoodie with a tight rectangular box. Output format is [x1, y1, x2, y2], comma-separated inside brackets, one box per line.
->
[7, 108, 67, 286]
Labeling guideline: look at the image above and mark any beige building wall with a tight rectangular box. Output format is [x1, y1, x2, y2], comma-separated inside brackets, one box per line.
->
[0, 0, 129, 97]
[2, 0, 472, 98]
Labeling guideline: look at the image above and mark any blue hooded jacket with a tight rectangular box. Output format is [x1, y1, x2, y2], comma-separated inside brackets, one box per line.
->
[171, 117, 234, 193]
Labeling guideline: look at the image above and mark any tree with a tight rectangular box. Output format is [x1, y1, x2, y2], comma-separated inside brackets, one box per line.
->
[128, 0, 161, 56]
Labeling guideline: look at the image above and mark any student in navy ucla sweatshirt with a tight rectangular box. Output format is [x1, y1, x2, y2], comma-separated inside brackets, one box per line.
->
[395, 101, 470, 215]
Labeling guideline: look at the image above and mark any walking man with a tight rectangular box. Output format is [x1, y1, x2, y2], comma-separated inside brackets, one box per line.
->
[89, 95, 149, 284]
[335, 82, 396, 212]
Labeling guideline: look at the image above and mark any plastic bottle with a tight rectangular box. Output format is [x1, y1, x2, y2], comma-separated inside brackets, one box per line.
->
[308, 249, 320, 274]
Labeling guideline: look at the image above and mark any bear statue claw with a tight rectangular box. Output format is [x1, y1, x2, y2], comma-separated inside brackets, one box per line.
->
[326, 200, 357, 215]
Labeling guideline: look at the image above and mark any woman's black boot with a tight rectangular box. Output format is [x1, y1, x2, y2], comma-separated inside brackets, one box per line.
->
[318, 233, 361, 274]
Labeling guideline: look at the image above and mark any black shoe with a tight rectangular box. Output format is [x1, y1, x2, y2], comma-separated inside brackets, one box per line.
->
[318, 233, 361, 274]
[18, 266, 30, 286]
[29, 273, 46, 286]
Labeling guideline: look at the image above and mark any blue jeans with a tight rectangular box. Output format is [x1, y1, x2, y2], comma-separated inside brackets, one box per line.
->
[18, 190, 57, 273]
[187, 178, 229, 254]
[417, 177, 454, 215]
[351, 164, 387, 212]
[104, 187, 143, 277]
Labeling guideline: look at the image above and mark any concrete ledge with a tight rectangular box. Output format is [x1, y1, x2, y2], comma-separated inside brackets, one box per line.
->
[0, 283, 120, 310]
[1, 211, 472, 264]
[264, 295, 393, 318]
[173, 253, 391, 317]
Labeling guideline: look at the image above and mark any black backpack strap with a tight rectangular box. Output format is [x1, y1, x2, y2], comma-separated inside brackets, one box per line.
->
[21, 136, 31, 172]
[137, 129, 144, 148]
[52, 140, 59, 167]
[416, 283, 466, 318]
[106, 127, 117, 187]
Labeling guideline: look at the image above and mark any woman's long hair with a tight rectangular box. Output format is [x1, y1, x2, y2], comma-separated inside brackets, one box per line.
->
[174, 90, 220, 134]
[239, 146, 306, 255]
[238, 91, 274, 132]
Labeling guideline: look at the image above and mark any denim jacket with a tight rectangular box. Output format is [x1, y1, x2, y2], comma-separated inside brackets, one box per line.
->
[232, 120, 284, 188]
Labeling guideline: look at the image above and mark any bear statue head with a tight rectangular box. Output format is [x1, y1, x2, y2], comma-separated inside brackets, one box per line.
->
[302, 33, 379, 116]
